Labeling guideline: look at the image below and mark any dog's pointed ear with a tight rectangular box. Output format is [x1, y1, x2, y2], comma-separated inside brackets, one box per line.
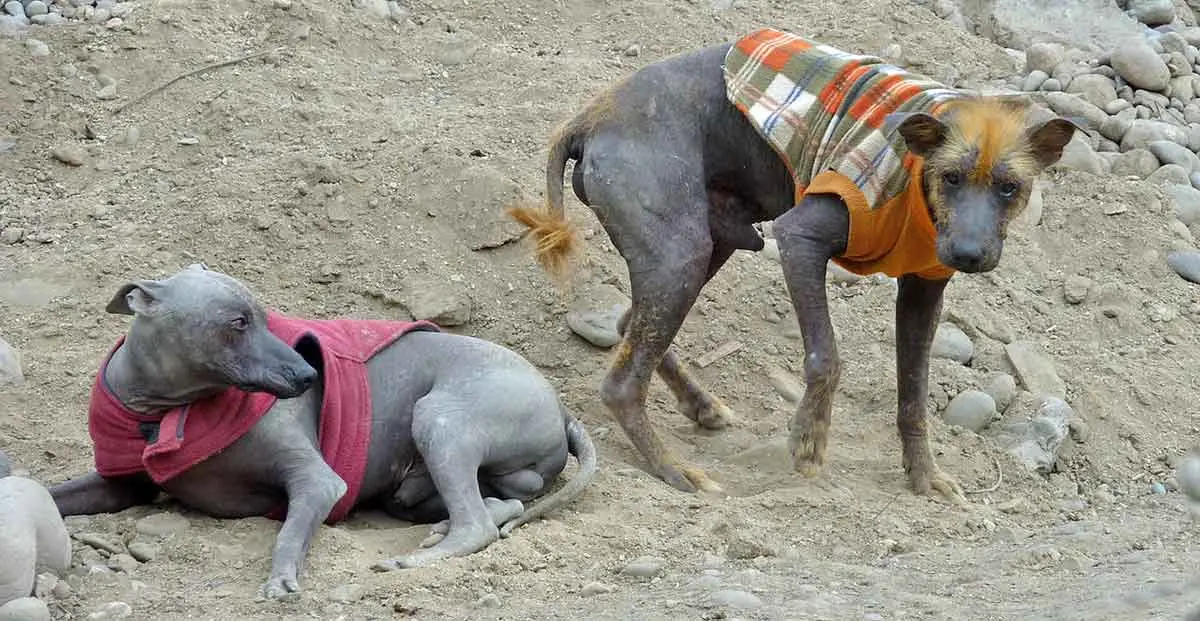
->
[106, 280, 163, 316]
[888, 112, 948, 157]
[1027, 117, 1086, 169]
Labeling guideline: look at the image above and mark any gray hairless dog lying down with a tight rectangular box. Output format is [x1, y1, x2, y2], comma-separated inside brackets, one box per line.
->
[0, 449, 71, 609]
[508, 28, 1079, 501]
[48, 264, 597, 600]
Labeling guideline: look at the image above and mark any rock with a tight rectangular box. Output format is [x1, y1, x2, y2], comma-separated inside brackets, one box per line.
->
[0, 227, 21, 245]
[1098, 115, 1132, 142]
[1041, 78, 1063, 92]
[32, 574, 55, 599]
[49, 144, 85, 167]
[126, 542, 157, 563]
[1066, 74, 1118, 109]
[566, 304, 624, 348]
[1063, 275, 1093, 303]
[965, 1, 1141, 54]
[709, 590, 763, 610]
[1130, 0, 1177, 24]
[0, 598, 51, 621]
[1149, 140, 1200, 172]
[1025, 42, 1066, 74]
[1110, 148, 1160, 179]
[406, 286, 472, 326]
[1104, 99, 1133, 115]
[1121, 119, 1188, 151]
[0, 337, 22, 386]
[1022, 70, 1050, 92]
[761, 238, 780, 262]
[23, 39, 48, 58]
[579, 582, 614, 596]
[134, 512, 190, 538]
[620, 556, 665, 578]
[1000, 397, 1073, 474]
[1161, 31, 1190, 54]
[106, 554, 139, 573]
[1111, 40, 1172, 91]
[86, 602, 131, 620]
[328, 583, 364, 603]
[931, 322, 973, 364]
[1039, 92, 1107, 129]
[984, 373, 1019, 411]
[943, 390, 997, 432]
[1004, 341, 1066, 399]
[1168, 51, 1193, 77]
[1172, 74, 1197, 101]
[1167, 249, 1200, 282]
[1147, 163, 1193, 186]
[1177, 453, 1200, 502]
[3, 1, 24, 18]
[23, 0, 45, 16]
[1052, 134, 1103, 174]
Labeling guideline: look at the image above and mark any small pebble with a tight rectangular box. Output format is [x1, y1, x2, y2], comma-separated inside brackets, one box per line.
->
[1151, 481, 1167, 495]
[135, 512, 190, 538]
[620, 556, 665, 578]
[931, 322, 973, 364]
[75, 532, 122, 554]
[86, 602, 132, 621]
[0, 598, 51, 621]
[126, 541, 157, 562]
[24, 38, 49, 57]
[1063, 275, 1092, 304]
[1177, 454, 1200, 502]
[327, 583, 364, 603]
[106, 553, 139, 573]
[580, 581, 614, 596]
[0, 227, 24, 245]
[710, 589, 763, 610]
[942, 389, 997, 432]
[566, 304, 624, 348]
[623, 44, 641, 57]
[50, 144, 86, 166]
[476, 594, 501, 609]
[1167, 250, 1200, 284]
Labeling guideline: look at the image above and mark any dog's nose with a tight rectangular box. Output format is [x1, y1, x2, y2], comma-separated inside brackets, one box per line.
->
[949, 240, 986, 272]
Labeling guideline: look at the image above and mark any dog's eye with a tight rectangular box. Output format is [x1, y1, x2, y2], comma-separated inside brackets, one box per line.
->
[942, 171, 963, 187]
[229, 317, 248, 331]
[996, 181, 1020, 198]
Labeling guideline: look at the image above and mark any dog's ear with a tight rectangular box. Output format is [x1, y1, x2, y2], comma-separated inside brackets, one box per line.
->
[888, 112, 948, 157]
[106, 280, 162, 316]
[1026, 117, 1085, 169]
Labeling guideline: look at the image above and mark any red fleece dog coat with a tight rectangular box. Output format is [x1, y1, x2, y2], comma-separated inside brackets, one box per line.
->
[87, 312, 440, 524]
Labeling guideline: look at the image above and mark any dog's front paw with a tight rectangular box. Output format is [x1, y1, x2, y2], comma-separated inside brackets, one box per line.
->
[657, 461, 723, 494]
[681, 396, 735, 430]
[258, 573, 301, 601]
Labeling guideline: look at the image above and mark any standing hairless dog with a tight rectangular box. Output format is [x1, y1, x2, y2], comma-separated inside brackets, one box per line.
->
[508, 29, 1079, 501]
[49, 264, 596, 599]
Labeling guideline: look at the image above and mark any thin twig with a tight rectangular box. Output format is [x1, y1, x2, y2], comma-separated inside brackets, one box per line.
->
[964, 453, 1003, 495]
[112, 46, 286, 117]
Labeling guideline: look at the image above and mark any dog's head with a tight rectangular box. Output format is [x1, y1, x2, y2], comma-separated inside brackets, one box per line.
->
[890, 96, 1082, 273]
[105, 263, 318, 399]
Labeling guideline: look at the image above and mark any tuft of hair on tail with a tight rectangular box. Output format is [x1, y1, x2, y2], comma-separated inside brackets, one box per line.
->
[505, 118, 583, 284]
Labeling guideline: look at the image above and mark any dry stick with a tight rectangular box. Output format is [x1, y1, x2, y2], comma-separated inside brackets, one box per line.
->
[111, 46, 286, 117]
[964, 453, 1003, 495]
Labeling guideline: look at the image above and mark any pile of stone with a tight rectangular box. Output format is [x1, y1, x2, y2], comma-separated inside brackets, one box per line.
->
[2, 0, 134, 29]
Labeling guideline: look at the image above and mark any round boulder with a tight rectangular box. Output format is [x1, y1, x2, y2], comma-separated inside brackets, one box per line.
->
[1066, 74, 1119, 109]
[1111, 40, 1171, 91]
[943, 390, 998, 433]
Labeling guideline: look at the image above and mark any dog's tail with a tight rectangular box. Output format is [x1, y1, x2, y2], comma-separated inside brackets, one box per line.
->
[504, 118, 584, 282]
[498, 409, 598, 538]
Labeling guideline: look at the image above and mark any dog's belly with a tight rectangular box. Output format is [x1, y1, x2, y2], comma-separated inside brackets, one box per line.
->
[161, 458, 286, 519]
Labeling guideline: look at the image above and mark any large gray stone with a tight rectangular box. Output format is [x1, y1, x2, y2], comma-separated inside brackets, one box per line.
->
[943, 390, 998, 432]
[1025, 42, 1066, 74]
[1111, 40, 1173, 91]
[1130, 0, 1178, 25]
[1149, 139, 1200, 171]
[1109, 148, 1160, 178]
[1147, 163, 1193, 186]
[1121, 119, 1189, 151]
[1065, 73, 1119, 109]
[999, 397, 1073, 474]
[959, 0, 1145, 54]
[1052, 134, 1103, 173]
[1168, 182, 1200, 224]
[1039, 91, 1107, 130]
[1004, 341, 1066, 399]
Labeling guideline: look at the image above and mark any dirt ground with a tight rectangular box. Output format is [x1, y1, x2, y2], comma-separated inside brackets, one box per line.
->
[2, 0, 1200, 619]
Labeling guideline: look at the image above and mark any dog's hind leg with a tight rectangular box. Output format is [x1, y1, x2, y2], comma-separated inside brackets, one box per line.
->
[615, 241, 737, 431]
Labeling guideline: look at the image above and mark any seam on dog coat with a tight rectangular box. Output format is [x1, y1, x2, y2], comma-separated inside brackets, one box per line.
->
[724, 27, 961, 280]
[87, 312, 440, 524]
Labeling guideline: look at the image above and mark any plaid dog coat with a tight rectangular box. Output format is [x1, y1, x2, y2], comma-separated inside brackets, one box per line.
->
[724, 28, 962, 279]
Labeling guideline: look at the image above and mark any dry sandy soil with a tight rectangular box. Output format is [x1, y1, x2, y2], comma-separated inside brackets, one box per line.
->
[2, 0, 1200, 619]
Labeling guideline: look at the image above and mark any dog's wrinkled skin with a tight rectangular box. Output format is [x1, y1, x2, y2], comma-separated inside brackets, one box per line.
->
[507, 42, 1078, 501]
[0, 449, 71, 607]
[49, 264, 597, 600]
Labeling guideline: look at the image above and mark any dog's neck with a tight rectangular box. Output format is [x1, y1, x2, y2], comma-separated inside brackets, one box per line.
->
[105, 333, 229, 414]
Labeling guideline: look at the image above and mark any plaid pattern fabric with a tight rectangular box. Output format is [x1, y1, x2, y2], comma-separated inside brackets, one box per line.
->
[724, 28, 961, 207]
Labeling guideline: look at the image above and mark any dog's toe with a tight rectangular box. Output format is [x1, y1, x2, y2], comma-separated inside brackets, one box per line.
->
[682, 397, 735, 430]
[910, 467, 967, 506]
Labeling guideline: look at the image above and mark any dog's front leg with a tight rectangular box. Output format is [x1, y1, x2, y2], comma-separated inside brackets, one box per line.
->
[895, 274, 965, 504]
[774, 194, 850, 476]
[49, 471, 160, 516]
[259, 460, 347, 601]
